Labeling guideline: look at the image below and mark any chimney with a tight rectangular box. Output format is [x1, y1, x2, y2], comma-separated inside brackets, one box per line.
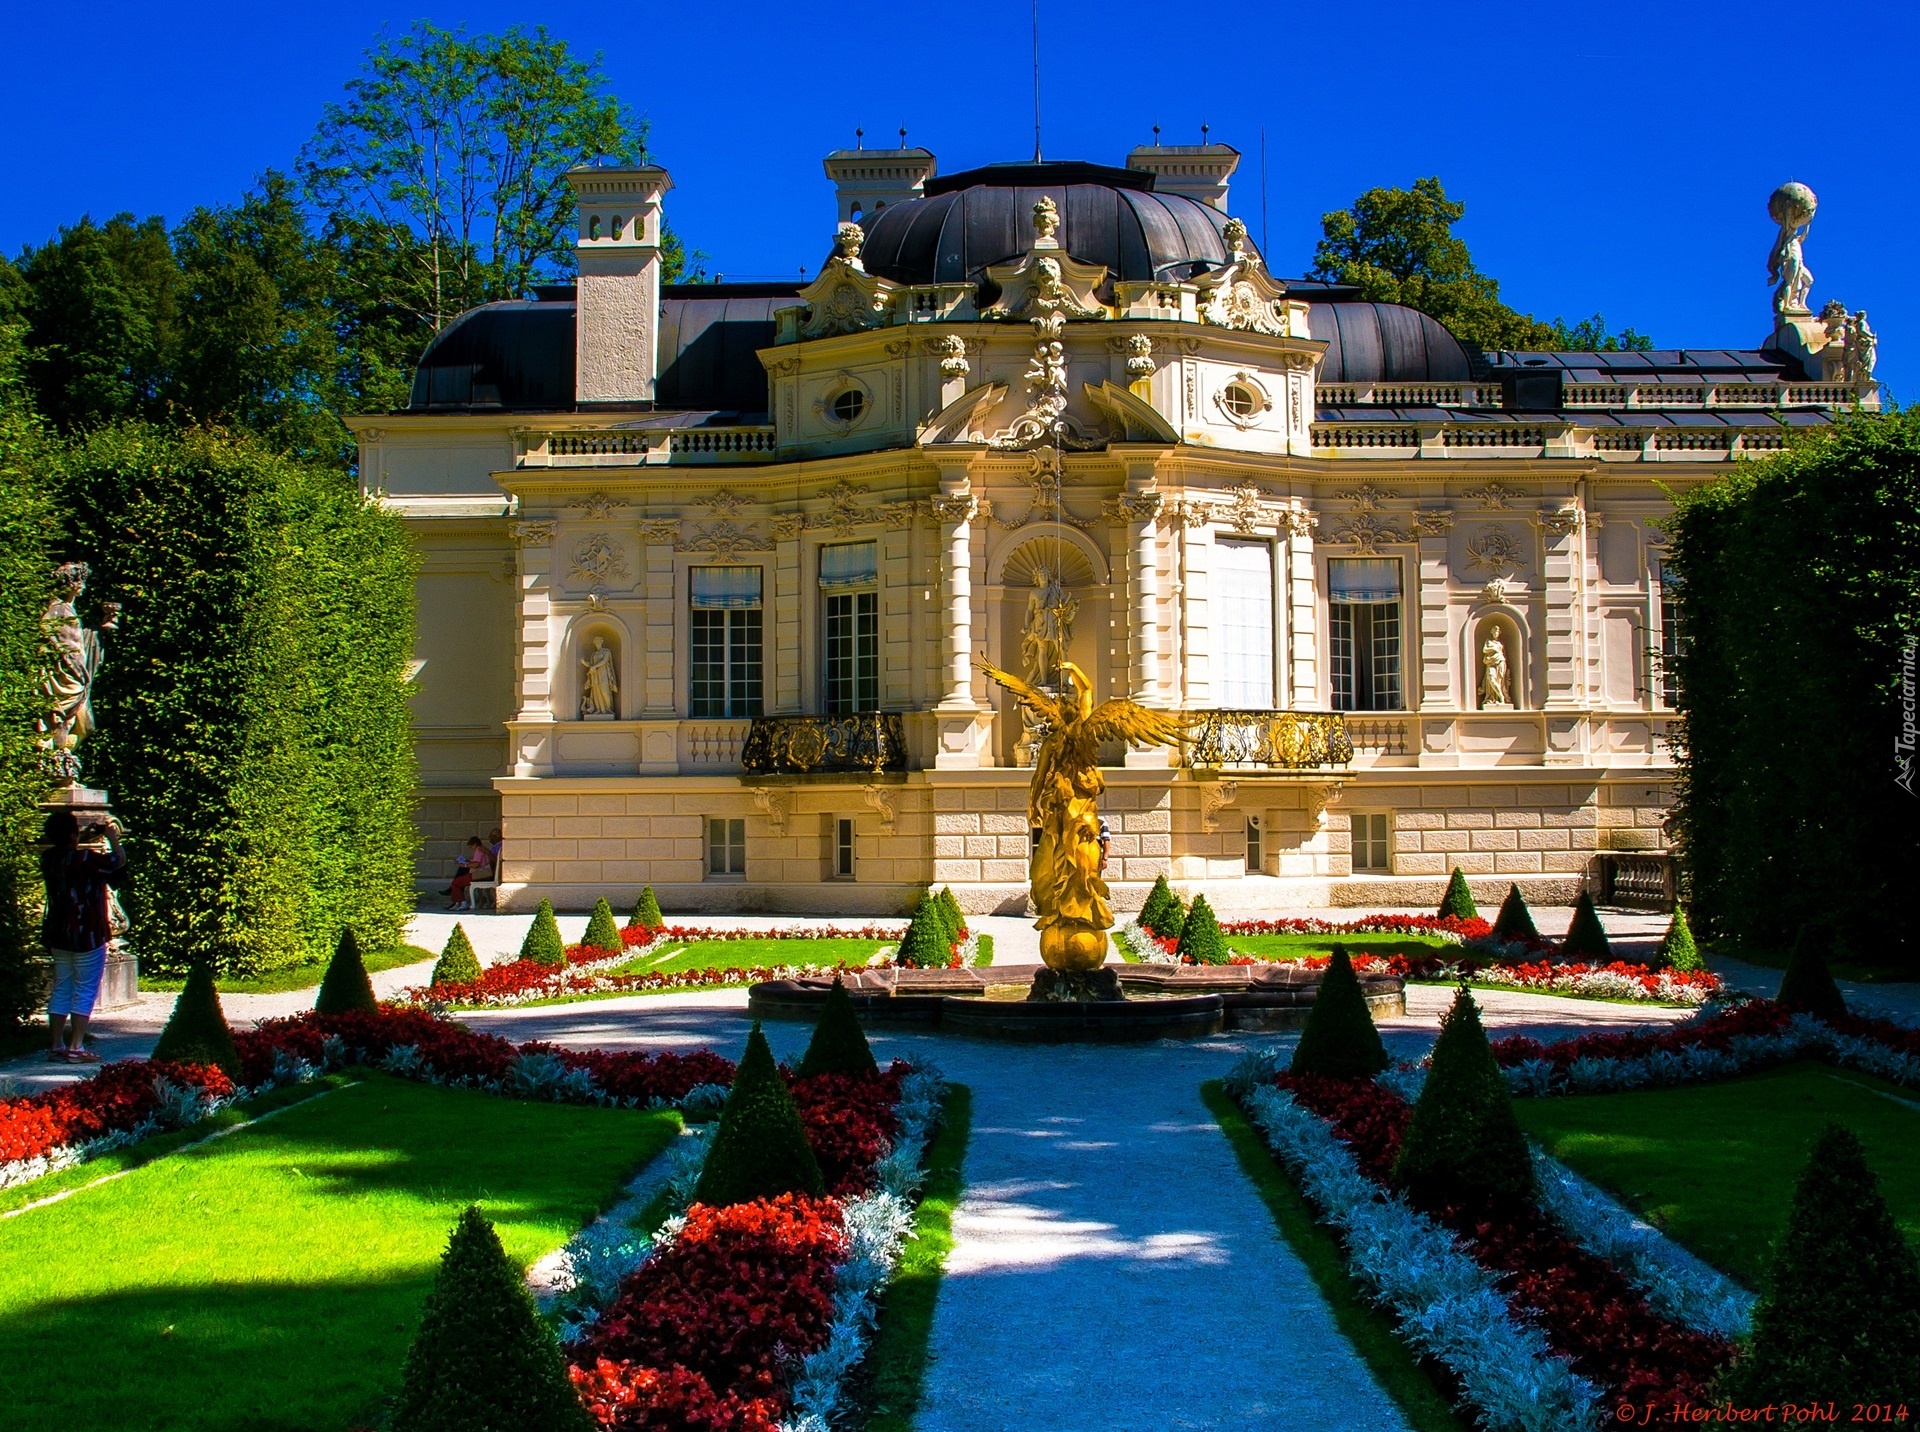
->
[822, 146, 936, 224]
[1125, 143, 1240, 211]
[566, 164, 672, 408]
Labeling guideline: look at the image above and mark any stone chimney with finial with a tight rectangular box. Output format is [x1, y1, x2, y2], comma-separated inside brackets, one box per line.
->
[823, 133, 936, 225]
[566, 163, 672, 408]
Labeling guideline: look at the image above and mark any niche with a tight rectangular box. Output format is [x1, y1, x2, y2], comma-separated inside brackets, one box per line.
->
[574, 624, 623, 721]
[1471, 612, 1525, 711]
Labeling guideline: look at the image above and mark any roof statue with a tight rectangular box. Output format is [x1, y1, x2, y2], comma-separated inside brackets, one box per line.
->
[1768, 182, 1817, 319]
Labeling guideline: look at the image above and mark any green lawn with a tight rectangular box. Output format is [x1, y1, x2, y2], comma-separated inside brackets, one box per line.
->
[141, 944, 436, 994]
[1223, 933, 1455, 961]
[610, 936, 888, 975]
[0, 1073, 679, 1431]
[1514, 1062, 1920, 1287]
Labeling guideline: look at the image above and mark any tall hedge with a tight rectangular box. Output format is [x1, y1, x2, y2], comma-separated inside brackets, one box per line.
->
[0, 382, 56, 1028]
[57, 424, 416, 976]
[1668, 412, 1920, 970]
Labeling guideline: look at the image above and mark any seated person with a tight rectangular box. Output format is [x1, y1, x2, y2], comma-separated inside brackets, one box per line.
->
[448, 837, 492, 909]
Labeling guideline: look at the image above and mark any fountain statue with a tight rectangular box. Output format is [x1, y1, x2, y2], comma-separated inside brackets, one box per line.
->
[979, 657, 1183, 994]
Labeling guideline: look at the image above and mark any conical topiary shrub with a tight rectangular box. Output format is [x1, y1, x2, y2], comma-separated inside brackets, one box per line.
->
[583, 897, 622, 954]
[1138, 874, 1176, 937]
[1392, 986, 1535, 1212]
[694, 1023, 825, 1207]
[1173, 893, 1226, 965]
[1777, 920, 1847, 1021]
[150, 959, 241, 1078]
[1490, 884, 1539, 944]
[1290, 945, 1389, 1078]
[519, 898, 566, 967]
[1656, 903, 1702, 972]
[1559, 890, 1612, 962]
[315, 928, 379, 1015]
[628, 885, 664, 930]
[939, 886, 965, 937]
[1718, 1125, 1920, 1408]
[390, 1205, 589, 1432]
[431, 923, 483, 987]
[896, 903, 951, 969]
[1437, 867, 1478, 921]
[797, 975, 878, 1079]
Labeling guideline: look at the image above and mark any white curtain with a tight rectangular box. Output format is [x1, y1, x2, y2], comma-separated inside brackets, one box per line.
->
[1215, 538, 1274, 708]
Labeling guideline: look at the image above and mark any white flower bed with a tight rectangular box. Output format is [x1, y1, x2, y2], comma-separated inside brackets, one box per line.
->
[1239, 1083, 1602, 1432]
[1113, 919, 1174, 964]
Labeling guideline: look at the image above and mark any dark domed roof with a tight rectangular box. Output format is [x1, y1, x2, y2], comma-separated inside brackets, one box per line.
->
[1307, 301, 1473, 384]
[854, 160, 1250, 290]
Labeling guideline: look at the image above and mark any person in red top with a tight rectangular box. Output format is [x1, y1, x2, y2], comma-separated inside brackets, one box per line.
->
[40, 809, 126, 1063]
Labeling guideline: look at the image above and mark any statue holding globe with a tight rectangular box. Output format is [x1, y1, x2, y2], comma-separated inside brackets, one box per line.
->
[1768, 182, 1817, 318]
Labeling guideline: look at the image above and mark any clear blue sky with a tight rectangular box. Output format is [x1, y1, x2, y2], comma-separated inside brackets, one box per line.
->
[4, 1, 1915, 397]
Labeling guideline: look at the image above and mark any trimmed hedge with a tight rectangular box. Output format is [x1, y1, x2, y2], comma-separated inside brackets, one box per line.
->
[1138, 874, 1185, 941]
[583, 897, 621, 954]
[314, 927, 378, 1015]
[1720, 1125, 1920, 1407]
[797, 975, 878, 1079]
[1437, 867, 1477, 921]
[431, 922, 482, 987]
[627, 885, 663, 930]
[1668, 412, 1920, 971]
[1393, 986, 1534, 1212]
[1559, 890, 1612, 962]
[520, 898, 565, 967]
[150, 959, 240, 1077]
[1173, 893, 1225, 965]
[1289, 945, 1388, 1078]
[1656, 904, 1701, 972]
[1777, 921, 1847, 1021]
[694, 1022, 824, 1207]
[896, 903, 950, 969]
[1490, 883, 1538, 943]
[391, 1205, 589, 1432]
[56, 424, 416, 977]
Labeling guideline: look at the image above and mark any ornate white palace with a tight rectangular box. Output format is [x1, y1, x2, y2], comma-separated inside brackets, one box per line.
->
[349, 151, 1877, 914]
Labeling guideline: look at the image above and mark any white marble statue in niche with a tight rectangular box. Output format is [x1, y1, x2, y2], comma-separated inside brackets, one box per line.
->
[580, 636, 618, 719]
[1479, 629, 1513, 710]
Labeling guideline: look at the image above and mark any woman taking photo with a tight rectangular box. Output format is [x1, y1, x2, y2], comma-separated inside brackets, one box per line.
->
[41, 808, 126, 1063]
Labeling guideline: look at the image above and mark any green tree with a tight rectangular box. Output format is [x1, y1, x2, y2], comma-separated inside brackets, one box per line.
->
[1392, 987, 1534, 1212]
[628, 884, 663, 929]
[1656, 904, 1701, 972]
[1559, 891, 1612, 962]
[298, 22, 679, 332]
[695, 1023, 825, 1207]
[1777, 921, 1847, 1021]
[1310, 178, 1649, 352]
[1290, 945, 1389, 1078]
[150, 960, 241, 1077]
[1490, 884, 1539, 943]
[583, 896, 621, 953]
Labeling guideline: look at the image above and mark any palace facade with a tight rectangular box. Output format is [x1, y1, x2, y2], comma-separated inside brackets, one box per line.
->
[349, 149, 1878, 914]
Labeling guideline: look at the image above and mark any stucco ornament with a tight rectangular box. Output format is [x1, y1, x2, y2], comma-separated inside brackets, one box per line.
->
[1031, 194, 1062, 246]
[1197, 218, 1290, 336]
[979, 658, 1184, 973]
[569, 533, 629, 590]
[580, 637, 618, 718]
[37, 562, 119, 783]
[1767, 182, 1817, 318]
[832, 221, 866, 268]
[1479, 632, 1512, 709]
[1122, 333, 1155, 378]
[1465, 526, 1525, 575]
[795, 229, 895, 339]
[934, 333, 970, 379]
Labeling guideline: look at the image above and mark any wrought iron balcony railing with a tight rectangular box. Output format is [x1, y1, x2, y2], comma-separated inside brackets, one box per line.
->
[740, 712, 908, 776]
[1185, 710, 1354, 771]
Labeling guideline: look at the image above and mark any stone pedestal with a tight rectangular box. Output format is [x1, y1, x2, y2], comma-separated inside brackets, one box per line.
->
[39, 782, 139, 1012]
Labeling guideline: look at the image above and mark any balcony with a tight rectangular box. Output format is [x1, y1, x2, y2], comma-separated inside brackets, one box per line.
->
[740, 712, 909, 777]
[1185, 711, 1354, 772]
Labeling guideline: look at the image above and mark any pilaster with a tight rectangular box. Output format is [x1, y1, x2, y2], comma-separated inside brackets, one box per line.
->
[640, 519, 677, 716]
[1284, 509, 1320, 709]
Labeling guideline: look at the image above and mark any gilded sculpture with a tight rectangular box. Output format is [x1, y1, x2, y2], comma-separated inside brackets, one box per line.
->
[978, 657, 1183, 973]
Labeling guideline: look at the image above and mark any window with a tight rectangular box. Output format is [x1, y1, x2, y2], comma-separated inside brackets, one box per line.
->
[1328, 558, 1403, 711]
[1245, 815, 1263, 874]
[707, 817, 745, 877]
[834, 817, 855, 879]
[1222, 382, 1262, 419]
[1654, 561, 1681, 708]
[1216, 538, 1275, 707]
[1352, 812, 1391, 873]
[830, 389, 866, 425]
[689, 567, 764, 718]
[820, 542, 879, 712]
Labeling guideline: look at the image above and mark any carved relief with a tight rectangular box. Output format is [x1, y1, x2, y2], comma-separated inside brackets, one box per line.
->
[813, 480, 876, 535]
[1538, 505, 1584, 538]
[570, 493, 629, 521]
[861, 784, 897, 833]
[750, 786, 789, 834]
[1326, 514, 1409, 554]
[930, 494, 977, 525]
[1220, 480, 1276, 534]
[1119, 333, 1155, 378]
[700, 490, 747, 517]
[1338, 484, 1398, 511]
[1200, 780, 1239, 834]
[1465, 526, 1525, 574]
[932, 334, 969, 379]
[569, 533, 629, 588]
[1413, 508, 1456, 537]
[771, 512, 806, 542]
[1101, 492, 1161, 524]
[1463, 482, 1517, 510]
[514, 520, 555, 546]
[677, 521, 771, 560]
[640, 518, 680, 545]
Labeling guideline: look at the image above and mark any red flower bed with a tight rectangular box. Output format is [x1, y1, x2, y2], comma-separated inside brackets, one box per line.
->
[0, 1058, 234, 1166]
[788, 1063, 905, 1195]
[520, 1045, 739, 1105]
[1275, 1072, 1733, 1405]
[1221, 913, 1493, 940]
[570, 1192, 846, 1431]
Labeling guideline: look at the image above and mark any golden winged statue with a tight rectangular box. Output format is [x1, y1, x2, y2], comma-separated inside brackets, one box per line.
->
[978, 657, 1185, 971]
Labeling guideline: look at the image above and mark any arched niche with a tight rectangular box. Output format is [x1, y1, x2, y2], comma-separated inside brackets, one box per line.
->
[988, 531, 1109, 765]
[987, 523, 1109, 588]
[566, 613, 631, 721]
[1464, 605, 1528, 711]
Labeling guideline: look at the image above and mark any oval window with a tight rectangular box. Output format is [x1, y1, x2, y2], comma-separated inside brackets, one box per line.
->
[1223, 382, 1262, 419]
[831, 389, 866, 424]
